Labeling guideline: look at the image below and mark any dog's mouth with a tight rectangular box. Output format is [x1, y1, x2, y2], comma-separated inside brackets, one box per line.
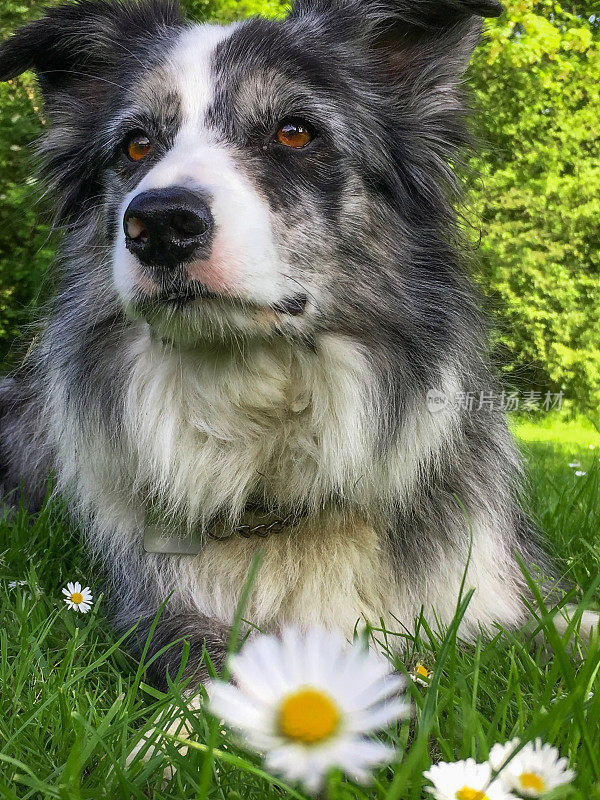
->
[143, 281, 308, 317]
[155, 281, 218, 308]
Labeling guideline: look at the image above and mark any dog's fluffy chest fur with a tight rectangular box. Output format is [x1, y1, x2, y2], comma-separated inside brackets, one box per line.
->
[181, 513, 402, 632]
[116, 328, 404, 632]
[124, 328, 381, 524]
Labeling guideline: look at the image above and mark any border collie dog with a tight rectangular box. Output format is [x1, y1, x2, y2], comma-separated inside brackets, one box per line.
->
[0, 0, 549, 686]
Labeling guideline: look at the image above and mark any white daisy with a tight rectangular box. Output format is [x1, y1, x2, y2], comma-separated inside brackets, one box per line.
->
[490, 738, 575, 797]
[489, 738, 522, 770]
[62, 581, 93, 613]
[424, 759, 516, 800]
[574, 470, 586, 477]
[209, 627, 409, 794]
[568, 461, 581, 468]
[412, 662, 434, 686]
[8, 579, 42, 596]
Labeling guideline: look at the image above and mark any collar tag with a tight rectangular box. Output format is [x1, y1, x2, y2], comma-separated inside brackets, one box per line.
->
[144, 509, 204, 555]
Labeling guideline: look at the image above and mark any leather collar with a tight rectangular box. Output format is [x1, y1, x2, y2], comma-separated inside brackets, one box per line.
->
[144, 502, 305, 554]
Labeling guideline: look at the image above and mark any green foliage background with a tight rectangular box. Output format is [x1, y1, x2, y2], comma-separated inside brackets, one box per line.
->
[0, 0, 598, 408]
[469, 0, 600, 410]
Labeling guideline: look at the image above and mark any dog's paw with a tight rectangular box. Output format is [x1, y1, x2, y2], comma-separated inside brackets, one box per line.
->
[126, 690, 206, 781]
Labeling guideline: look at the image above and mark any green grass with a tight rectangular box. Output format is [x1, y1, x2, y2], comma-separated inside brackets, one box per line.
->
[1, 414, 599, 799]
[510, 414, 600, 592]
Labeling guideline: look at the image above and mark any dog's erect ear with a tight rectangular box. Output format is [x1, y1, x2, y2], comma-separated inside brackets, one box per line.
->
[0, 0, 181, 94]
[291, 0, 502, 26]
[290, 0, 502, 83]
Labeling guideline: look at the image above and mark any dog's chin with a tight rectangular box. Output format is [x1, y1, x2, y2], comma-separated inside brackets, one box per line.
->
[123, 285, 309, 346]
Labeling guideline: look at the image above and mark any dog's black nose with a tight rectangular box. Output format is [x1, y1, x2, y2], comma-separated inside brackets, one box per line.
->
[123, 188, 213, 269]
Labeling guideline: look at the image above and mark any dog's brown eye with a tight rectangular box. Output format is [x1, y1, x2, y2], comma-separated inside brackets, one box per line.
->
[125, 133, 153, 162]
[276, 122, 312, 149]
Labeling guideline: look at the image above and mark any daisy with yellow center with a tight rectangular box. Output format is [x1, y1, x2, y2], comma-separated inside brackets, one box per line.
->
[62, 581, 93, 613]
[412, 662, 434, 686]
[489, 738, 575, 797]
[423, 759, 516, 800]
[209, 627, 409, 794]
[278, 687, 340, 743]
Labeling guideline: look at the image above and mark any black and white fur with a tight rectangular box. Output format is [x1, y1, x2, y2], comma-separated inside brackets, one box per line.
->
[0, 0, 552, 687]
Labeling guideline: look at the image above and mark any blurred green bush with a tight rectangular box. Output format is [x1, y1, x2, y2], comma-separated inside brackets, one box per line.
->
[469, 0, 600, 410]
[0, 0, 598, 409]
[0, 2, 56, 357]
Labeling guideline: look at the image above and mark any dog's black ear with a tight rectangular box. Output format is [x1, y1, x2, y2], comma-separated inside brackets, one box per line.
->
[291, 0, 502, 25]
[290, 0, 502, 84]
[0, 0, 181, 94]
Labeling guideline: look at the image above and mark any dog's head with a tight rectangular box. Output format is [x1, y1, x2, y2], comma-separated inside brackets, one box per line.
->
[0, 0, 501, 345]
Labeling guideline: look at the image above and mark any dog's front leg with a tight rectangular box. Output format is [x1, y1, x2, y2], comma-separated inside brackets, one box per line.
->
[125, 610, 230, 690]
[125, 690, 205, 777]
[123, 611, 230, 773]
